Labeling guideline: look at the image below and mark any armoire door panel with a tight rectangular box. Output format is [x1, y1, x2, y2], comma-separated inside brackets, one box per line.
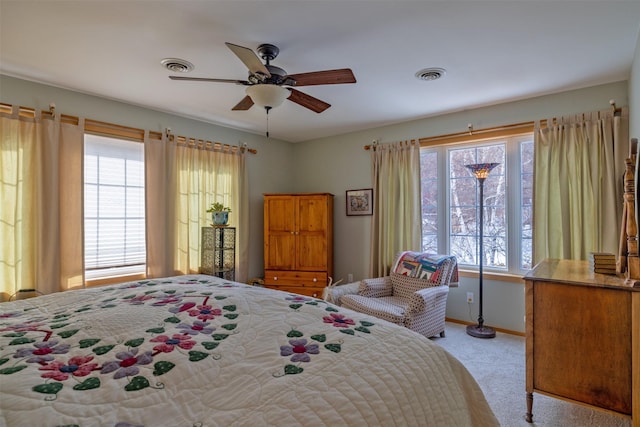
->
[297, 234, 328, 271]
[266, 234, 295, 270]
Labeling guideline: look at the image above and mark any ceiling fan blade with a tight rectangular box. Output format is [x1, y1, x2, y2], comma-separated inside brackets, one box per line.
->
[287, 89, 331, 113]
[169, 76, 250, 85]
[225, 42, 271, 78]
[232, 95, 254, 111]
[287, 68, 356, 86]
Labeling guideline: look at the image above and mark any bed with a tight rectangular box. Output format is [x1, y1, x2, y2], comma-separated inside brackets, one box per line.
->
[0, 275, 499, 426]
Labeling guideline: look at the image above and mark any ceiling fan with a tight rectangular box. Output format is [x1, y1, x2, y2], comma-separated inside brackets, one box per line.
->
[169, 42, 356, 113]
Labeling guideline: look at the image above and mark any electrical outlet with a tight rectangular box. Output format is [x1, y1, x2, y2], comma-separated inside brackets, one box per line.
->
[347, 273, 354, 283]
[467, 292, 474, 303]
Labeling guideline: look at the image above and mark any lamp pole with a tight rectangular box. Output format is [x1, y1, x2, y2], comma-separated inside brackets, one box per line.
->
[465, 162, 499, 339]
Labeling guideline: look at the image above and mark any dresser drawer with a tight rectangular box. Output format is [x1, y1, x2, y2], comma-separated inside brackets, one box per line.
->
[264, 284, 324, 298]
[264, 270, 327, 287]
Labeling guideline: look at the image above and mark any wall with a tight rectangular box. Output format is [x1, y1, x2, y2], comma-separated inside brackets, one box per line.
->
[293, 80, 630, 334]
[1, 74, 632, 334]
[0, 74, 295, 281]
[631, 28, 640, 139]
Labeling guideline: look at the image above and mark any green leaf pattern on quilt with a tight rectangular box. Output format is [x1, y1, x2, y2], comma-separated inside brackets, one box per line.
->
[0, 277, 380, 401]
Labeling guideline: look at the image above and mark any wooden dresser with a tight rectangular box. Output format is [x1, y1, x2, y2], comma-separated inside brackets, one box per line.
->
[524, 259, 639, 426]
[263, 193, 333, 298]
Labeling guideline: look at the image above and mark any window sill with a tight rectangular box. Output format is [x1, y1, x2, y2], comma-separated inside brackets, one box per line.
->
[458, 269, 525, 283]
[86, 273, 146, 287]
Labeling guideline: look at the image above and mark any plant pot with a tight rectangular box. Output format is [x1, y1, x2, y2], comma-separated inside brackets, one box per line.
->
[212, 211, 229, 226]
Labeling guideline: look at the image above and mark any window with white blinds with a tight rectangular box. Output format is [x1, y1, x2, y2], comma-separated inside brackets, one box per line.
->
[84, 134, 145, 280]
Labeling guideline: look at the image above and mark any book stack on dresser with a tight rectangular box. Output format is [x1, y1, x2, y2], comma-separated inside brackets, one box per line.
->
[588, 252, 617, 275]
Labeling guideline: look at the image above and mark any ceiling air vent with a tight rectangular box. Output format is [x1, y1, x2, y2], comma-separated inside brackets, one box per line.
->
[161, 58, 194, 73]
[415, 67, 446, 81]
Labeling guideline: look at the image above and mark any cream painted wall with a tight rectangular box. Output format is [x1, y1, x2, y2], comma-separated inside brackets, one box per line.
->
[1, 74, 632, 333]
[0, 74, 295, 282]
[631, 27, 640, 139]
[293, 80, 630, 333]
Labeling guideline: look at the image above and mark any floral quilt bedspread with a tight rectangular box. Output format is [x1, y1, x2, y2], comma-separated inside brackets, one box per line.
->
[0, 275, 498, 427]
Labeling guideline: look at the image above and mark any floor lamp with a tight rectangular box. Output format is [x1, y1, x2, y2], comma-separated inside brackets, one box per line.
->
[465, 162, 500, 339]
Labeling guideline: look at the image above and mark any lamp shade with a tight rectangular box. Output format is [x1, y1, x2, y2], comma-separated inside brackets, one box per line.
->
[246, 84, 289, 109]
[465, 162, 500, 180]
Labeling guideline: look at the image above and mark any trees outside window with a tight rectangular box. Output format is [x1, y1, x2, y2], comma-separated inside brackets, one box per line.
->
[420, 134, 533, 273]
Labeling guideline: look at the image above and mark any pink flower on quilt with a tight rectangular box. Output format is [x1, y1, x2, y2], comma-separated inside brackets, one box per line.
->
[280, 339, 319, 363]
[150, 333, 196, 353]
[151, 294, 183, 306]
[177, 321, 215, 336]
[187, 304, 222, 321]
[322, 313, 356, 328]
[0, 311, 22, 319]
[13, 340, 71, 363]
[39, 355, 98, 381]
[169, 302, 196, 314]
[101, 348, 153, 379]
[1, 321, 46, 333]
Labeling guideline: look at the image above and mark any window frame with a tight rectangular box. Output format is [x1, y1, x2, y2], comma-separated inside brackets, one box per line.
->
[420, 129, 533, 276]
[83, 132, 147, 286]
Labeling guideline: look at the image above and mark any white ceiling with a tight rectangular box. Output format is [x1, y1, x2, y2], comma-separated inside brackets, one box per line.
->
[1, 1, 640, 143]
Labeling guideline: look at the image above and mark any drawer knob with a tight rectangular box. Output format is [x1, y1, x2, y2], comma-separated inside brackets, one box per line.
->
[313, 277, 317, 282]
[273, 276, 278, 281]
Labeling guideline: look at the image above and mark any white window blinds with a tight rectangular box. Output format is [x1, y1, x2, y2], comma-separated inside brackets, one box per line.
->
[84, 134, 145, 280]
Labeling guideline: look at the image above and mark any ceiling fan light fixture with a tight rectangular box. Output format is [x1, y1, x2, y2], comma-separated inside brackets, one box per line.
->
[246, 84, 288, 108]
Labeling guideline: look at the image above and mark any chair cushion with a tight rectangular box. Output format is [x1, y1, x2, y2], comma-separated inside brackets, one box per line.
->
[358, 277, 393, 298]
[340, 295, 408, 325]
[390, 273, 435, 300]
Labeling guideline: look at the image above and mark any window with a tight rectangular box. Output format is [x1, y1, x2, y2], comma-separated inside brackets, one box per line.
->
[420, 150, 438, 253]
[84, 134, 145, 280]
[449, 144, 506, 267]
[420, 132, 533, 274]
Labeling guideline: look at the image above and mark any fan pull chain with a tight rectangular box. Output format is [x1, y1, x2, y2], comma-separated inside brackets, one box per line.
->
[265, 106, 271, 138]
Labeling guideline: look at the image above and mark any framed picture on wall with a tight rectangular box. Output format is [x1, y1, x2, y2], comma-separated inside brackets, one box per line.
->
[346, 188, 373, 216]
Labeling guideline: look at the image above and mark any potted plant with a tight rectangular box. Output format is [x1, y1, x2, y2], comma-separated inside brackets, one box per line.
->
[206, 202, 232, 226]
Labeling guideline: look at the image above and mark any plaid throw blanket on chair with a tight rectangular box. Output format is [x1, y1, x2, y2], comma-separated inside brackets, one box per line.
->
[391, 251, 459, 287]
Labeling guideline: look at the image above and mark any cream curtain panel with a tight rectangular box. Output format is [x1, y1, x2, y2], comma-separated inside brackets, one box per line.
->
[1, 104, 249, 301]
[170, 137, 249, 282]
[370, 139, 422, 277]
[0, 107, 84, 300]
[533, 108, 628, 263]
[144, 131, 175, 278]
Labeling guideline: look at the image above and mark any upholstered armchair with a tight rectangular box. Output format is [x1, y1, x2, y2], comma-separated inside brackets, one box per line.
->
[325, 252, 458, 338]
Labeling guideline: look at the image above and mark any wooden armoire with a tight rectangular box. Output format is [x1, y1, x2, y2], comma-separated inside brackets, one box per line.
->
[263, 193, 333, 298]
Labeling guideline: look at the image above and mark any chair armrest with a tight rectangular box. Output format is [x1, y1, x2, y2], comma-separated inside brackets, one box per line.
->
[324, 282, 360, 305]
[359, 277, 393, 298]
[408, 285, 449, 313]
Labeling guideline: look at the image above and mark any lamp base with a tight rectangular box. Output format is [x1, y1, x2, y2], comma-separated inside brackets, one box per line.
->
[466, 324, 496, 339]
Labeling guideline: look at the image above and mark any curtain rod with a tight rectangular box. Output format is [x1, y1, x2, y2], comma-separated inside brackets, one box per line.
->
[363, 122, 534, 150]
[0, 103, 257, 154]
[363, 102, 624, 151]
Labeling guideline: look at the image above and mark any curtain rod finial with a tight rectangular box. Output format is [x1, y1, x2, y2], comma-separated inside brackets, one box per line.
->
[468, 123, 473, 135]
[49, 102, 56, 117]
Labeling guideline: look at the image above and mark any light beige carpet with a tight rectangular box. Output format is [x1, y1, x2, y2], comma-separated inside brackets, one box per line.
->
[432, 322, 631, 427]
